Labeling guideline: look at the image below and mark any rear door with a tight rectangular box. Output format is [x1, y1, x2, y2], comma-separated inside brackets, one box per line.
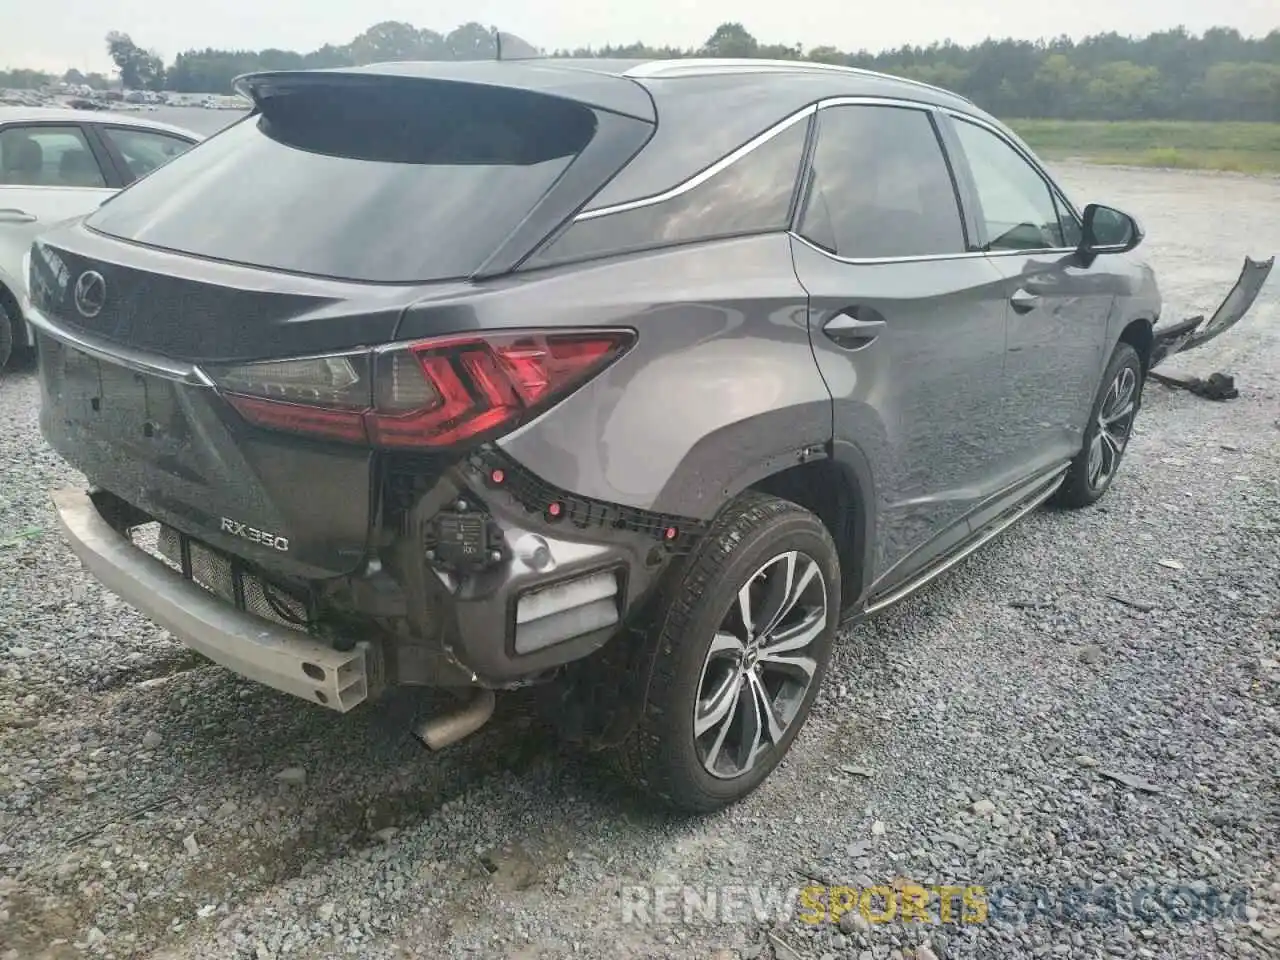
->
[788, 101, 1011, 590]
[0, 122, 117, 303]
[941, 114, 1114, 474]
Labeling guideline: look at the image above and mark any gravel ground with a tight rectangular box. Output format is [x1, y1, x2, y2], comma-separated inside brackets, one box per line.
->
[1, 163, 1278, 960]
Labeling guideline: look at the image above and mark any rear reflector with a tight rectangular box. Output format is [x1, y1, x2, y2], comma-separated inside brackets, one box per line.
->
[514, 569, 621, 654]
[208, 330, 633, 449]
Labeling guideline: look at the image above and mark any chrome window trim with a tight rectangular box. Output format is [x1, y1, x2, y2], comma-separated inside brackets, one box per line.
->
[791, 233, 1080, 267]
[621, 59, 974, 104]
[789, 232, 985, 265]
[816, 96, 936, 112]
[574, 104, 817, 221]
[0, 183, 111, 193]
[568, 94, 1089, 266]
[575, 96, 939, 223]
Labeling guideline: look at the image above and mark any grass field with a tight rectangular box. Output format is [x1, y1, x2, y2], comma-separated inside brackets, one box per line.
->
[1008, 120, 1280, 174]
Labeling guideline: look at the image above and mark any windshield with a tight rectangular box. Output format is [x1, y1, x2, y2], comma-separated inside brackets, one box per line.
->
[87, 81, 597, 283]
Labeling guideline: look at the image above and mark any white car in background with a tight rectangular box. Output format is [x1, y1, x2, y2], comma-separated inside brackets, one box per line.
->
[0, 107, 202, 368]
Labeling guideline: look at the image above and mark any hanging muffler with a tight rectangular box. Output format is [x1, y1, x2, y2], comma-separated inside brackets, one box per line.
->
[413, 688, 497, 750]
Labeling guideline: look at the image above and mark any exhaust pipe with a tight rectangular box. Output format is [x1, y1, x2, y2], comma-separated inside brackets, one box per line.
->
[414, 688, 496, 750]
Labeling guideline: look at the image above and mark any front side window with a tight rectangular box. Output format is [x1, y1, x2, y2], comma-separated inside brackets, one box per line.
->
[953, 119, 1066, 252]
[99, 126, 195, 182]
[0, 125, 106, 188]
[796, 105, 966, 260]
[527, 117, 808, 268]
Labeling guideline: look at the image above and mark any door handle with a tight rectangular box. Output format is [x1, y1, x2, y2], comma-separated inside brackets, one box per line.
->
[823, 311, 887, 350]
[0, 208, 37, 224]
[1009, 288, 1040, 314]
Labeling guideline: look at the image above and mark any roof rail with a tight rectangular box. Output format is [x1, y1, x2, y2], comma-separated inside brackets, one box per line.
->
[623, 58, 975, 104]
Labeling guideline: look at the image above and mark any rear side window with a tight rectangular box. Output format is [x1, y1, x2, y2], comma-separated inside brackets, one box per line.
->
[87, 82, 598, 283]
[0, 125, 106, 188]
[98, 126, 195, 182]
[797, 105, 966, 260]
[527, 117, 808, 268]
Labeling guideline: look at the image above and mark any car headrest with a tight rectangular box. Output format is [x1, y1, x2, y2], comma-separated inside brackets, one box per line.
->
[2, 136, 43, 174]
[58, 148, 99, 186]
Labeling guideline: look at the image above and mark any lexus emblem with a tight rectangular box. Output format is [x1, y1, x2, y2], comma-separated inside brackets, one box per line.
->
[73, 270, 106, 319]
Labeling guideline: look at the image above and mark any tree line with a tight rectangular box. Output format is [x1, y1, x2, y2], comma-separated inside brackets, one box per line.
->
[3, 21, 1278, 121]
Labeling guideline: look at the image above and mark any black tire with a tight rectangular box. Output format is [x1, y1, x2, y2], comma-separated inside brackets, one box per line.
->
[1056, 342, 1143, 509]
[613, 492, 840, 813]
[0, 299, 13, 371]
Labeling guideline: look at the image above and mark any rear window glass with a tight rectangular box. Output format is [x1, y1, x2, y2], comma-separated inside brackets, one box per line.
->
[87, 82, 597, 283]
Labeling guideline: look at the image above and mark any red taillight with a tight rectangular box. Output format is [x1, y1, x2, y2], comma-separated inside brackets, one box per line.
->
[210, 331, 633, 448]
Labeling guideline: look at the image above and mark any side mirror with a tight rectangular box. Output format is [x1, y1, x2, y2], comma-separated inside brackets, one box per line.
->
[1080, 203, 1144, 256]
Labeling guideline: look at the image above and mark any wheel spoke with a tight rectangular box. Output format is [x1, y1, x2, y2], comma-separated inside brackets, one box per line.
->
[751, 551, 796, 639]
[707, 631, 745, 660]
[758, 607, 824, 658]
[1116, 369, 1136, 406]
[747, 667, 786, 745]
[699, 678, 744, 770]
[1100, 427, 1122, 476]
[695, 664, 742, 737]
[1103, 400, 1134, 427]
[758, 553, 821, 640]
[702, 690, 741, 772]
[1103, 375, 1120, 414]
[759, 650, 818, 684]
[1088, 433, 1104, 485]
[736, 581, 755, 638]
[731, 673, 765, 772]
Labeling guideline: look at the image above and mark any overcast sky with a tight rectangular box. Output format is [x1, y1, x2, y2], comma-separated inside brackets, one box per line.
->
[4, 0, 1277, 73]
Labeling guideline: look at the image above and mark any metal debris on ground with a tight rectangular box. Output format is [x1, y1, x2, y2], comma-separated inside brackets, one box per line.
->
[1105, 593, 1156, 612]
[1149, 370, 1240, 401]
[1097, 770, 1165, 793]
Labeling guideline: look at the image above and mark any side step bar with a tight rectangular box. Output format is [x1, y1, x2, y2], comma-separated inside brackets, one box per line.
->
[861, 467, 1066, 617]
[51, 487, 377, 713]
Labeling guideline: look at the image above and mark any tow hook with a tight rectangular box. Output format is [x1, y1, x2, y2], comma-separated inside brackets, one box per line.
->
[413, 688, 496, 750]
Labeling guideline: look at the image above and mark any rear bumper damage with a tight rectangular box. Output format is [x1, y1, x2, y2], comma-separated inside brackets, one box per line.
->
[52, 487, 380, 712]
[1150, 256, 1275, 368]
[49, 447, 694, 716]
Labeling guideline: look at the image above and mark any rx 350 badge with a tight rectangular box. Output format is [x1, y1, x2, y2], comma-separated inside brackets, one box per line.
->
[220, 517, 290, 552]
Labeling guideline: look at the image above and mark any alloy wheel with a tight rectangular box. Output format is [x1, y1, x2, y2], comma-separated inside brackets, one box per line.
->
[1088, 365, 1138, 490]
[693, 550, 828, 779]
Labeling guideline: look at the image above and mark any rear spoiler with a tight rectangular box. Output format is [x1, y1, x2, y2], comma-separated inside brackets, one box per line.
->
[1150, 256, 1274, 368]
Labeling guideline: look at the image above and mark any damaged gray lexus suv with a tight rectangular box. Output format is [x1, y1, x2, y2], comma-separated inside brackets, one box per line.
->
[28, 58, 1274, 812]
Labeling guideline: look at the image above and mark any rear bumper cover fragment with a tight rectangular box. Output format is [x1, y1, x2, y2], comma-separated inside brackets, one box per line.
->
[51, 487, 375, 712]
[1151, 256, 1275, 368]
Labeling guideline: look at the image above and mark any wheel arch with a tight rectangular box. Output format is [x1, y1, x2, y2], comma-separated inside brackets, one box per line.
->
[1118, 315, 1155, 373]
[748, 441, 874, 612]
[0, 277, 25, 355]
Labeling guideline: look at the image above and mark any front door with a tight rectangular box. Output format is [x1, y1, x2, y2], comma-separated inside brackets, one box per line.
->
[788, 101, 1011, 594]
[942, 115, 1115, 474]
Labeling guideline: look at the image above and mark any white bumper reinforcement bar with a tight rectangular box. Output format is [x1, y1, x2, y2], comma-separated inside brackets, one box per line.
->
[51, 488, 372, 713]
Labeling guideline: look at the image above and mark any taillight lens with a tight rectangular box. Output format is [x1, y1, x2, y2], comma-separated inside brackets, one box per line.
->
[209, 331, 633, 448]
